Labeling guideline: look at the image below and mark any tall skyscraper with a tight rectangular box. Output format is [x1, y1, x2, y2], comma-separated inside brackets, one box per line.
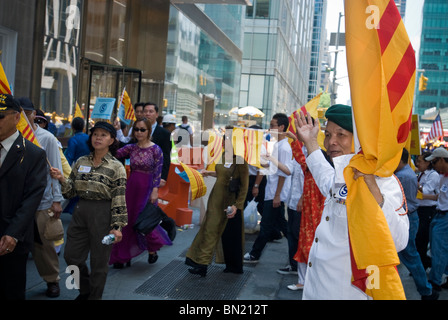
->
[308, 0, 327, 101]
[240, 0, 315, 127]
[414, 0, 448, 127]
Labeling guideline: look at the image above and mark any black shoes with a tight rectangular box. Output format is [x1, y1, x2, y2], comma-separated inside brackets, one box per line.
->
[421, 290, 439, 300]
[148, 252, 158, 264]
[185, 257, 207, 277]
[188, 266, 207, 277]
[46, 282, 60, 298]
[113, 261, 131, 269]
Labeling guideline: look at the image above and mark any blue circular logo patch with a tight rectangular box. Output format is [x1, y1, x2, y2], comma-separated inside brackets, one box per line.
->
[338, 184, 348, 198]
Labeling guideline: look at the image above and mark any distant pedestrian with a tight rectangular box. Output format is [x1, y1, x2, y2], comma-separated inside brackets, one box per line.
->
[425, 148, 448, 291]
[244, 113, 293, 263]
[65, 117, 89, 166]
[415, 152, 439, 270]
[395, 148, 438, 300]
[143, 102, 171, 185]
[178, 115, 193, 147]
[276, 159, 304, 276]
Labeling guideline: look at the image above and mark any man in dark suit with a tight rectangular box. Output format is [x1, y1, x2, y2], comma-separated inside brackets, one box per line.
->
[143, 102, 172, 185]
[0, 94, 47, 300]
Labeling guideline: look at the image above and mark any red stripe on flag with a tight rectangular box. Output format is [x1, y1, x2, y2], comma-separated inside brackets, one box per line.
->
[397, 112, 412, 144]
[427, 114, 444, 142]
[377, 0, 401, 54]
[0, 80, 11, 94]
[386, 44, 416, 111]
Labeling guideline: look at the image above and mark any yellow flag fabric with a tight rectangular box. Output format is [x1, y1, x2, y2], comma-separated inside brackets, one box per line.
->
[122, 90, 136, 121]
[205, 130, 223, 171]
[232, 126, 264, 169]
[288, 93, 325, 149]
[0, 62, 11, 95]
[344, 0, 415, 300]
[74, 102, 84, 119]
[179, 162, 207, 200]
[17, 111, 41, 147]
[0, 62, 41, 148]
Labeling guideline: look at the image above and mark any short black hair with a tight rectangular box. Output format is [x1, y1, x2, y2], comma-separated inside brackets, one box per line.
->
[134, 102, 144, 110]
[87, 132, 120, 156]
[272, 113, 289, 132]
[72, 117, 85, 132]
[144, 102, 158, 113]
[401, 148, 409, 164]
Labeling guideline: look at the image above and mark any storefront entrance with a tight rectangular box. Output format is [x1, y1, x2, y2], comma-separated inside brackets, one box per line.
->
[80, 59, 142, 130]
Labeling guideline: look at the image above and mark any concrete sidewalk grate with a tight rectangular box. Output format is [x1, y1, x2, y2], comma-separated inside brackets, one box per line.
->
[134, 259, 252, 300]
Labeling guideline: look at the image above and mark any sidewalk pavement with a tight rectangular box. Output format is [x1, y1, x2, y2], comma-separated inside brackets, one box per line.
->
[25, 175, 448, 301]
[25, 208, 448, 301]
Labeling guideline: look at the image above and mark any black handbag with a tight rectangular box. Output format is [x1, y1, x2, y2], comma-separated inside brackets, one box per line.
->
[133, 202, 176, 241]
[228, 164, 240, 193]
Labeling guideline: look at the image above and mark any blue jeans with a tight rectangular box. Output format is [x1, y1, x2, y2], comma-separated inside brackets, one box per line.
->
[429, 211, 448, 286]
[398, 210, 432, 296]
[250, 200, 287, 259]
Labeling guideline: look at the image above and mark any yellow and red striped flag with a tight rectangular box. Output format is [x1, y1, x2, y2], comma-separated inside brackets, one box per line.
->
[17, 111, 41, 147]
[205, 129, 223, 171]
[0, 62, 11, 95]
[0, 61, 40, 147]
[179, 162, 207, 200]
[288, 93, 324, 149]
[232, 126, 264, 168]
[120, 89, 136, 121]
[343, 0, 415, 300]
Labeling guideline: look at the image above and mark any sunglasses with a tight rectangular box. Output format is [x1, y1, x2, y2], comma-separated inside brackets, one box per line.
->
[34, 118, 47, 124]
[0, 111, 17, 119]
[134, 128, 148, 132]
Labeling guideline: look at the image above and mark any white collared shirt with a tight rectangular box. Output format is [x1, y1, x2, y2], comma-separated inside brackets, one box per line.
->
[264, 138, 294, 202]
[0, 130, 20, 165]
[302, 150, 409, 300]
[418, 169, 440, 207]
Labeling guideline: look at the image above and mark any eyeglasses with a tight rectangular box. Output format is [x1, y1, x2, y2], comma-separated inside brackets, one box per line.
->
[34, 118, 47, 124]
[134, 128, 148, 132]
[0, 111, 17, 120]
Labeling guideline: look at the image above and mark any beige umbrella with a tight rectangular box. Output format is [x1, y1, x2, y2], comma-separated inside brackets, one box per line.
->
[237, 106, 265, 118]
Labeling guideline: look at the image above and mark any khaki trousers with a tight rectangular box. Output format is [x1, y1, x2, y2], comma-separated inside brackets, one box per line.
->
[64, 199, 112, 300]
[32, 209, 61, 283]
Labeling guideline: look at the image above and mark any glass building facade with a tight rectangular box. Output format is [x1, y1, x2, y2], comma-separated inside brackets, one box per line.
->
[240, 0, 315, 128]
[0, 0, 245, 138]
[165, 4, 244, 132]
[414, 0, 448, 127]
[308, 0, 327, 101]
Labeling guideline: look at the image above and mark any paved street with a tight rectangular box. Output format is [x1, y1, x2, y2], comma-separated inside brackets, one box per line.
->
[25, 207, 448, 302]
[24, 174, 448, 316]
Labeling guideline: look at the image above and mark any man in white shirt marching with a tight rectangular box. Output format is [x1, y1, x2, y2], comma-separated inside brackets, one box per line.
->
[244, 113, 293, 263]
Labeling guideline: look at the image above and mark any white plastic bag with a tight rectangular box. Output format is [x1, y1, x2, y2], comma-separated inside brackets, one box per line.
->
[244, 199, 258, 232]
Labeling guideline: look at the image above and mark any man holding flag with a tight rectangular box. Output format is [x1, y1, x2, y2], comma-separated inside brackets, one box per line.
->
[294, 105, 409, 299]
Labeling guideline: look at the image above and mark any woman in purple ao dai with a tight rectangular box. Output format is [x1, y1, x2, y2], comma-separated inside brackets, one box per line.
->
[109, 118, 172, 268]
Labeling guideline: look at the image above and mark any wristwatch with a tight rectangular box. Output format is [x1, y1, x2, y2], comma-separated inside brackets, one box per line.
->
[253, 184, 259, 188]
